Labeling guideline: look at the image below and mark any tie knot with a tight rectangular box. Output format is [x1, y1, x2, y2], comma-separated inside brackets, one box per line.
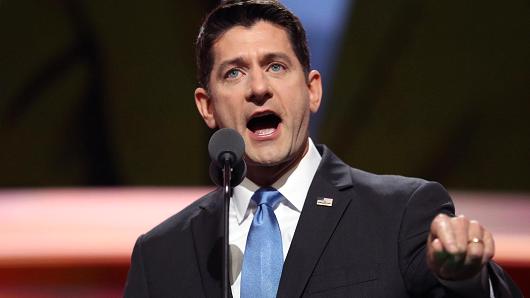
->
[252, 187, 283, 208]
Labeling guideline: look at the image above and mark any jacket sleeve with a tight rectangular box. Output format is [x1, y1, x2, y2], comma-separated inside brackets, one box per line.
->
[398, 181, 522, 298]
[124, 234, 150, 298]
[488, 262, 523, 298]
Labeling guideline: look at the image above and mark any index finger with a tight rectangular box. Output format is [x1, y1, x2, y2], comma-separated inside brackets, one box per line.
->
[430, 213, 458, 254]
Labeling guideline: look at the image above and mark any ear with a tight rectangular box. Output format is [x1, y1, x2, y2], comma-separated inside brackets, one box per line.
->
[194, 87, 217, 129]
[307, 70, 322, 113]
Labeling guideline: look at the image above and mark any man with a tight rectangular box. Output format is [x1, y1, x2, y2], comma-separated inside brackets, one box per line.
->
[124, 1, 521, 297]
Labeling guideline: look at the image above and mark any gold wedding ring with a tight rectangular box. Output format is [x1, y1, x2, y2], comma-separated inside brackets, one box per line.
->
[468, 237, 483, 244]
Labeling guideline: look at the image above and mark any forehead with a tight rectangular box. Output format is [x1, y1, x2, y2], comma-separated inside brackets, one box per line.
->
[211, 21, 296, 65]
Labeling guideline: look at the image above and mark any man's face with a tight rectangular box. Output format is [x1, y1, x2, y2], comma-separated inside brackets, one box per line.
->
[195, 21, 322, 168]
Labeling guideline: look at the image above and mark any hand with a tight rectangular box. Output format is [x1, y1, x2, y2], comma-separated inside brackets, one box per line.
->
[427, 213, 495, 280]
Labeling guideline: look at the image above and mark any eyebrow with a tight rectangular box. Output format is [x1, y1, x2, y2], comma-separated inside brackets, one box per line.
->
[217, 57, 247, 75]
[262, 52, 293, 65]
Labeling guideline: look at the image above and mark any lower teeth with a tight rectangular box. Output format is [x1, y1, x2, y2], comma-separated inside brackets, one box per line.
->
[255, 128, 275, 136]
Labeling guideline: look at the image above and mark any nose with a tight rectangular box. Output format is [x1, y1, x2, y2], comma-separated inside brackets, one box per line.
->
[245, 69, 272, 105]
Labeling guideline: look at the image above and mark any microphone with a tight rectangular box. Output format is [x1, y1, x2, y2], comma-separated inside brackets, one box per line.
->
[207, 128, 247, 298]
[208, 128, 247, 186]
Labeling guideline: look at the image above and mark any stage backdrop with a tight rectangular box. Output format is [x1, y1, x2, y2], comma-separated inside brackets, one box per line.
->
[0, 0, 528, 190]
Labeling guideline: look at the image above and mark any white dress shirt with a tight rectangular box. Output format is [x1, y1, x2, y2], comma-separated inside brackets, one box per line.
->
[229, 138, 321, 298]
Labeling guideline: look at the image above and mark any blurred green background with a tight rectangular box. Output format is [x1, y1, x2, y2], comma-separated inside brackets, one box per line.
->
[1, 0, 528, 190]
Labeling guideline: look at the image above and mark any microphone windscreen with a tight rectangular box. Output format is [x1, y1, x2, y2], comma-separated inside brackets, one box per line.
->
[208, 128, 245, 166]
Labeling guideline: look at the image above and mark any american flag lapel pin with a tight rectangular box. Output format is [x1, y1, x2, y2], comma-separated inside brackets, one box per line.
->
[316, 197, 333, 207]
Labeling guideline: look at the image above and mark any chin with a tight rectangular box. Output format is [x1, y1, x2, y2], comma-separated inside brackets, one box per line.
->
[246, 152, 287, 167]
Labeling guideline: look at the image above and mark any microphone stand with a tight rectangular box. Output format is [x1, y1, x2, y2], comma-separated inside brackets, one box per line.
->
[209, 128, 246, 298]
[222, 156, 231, 298]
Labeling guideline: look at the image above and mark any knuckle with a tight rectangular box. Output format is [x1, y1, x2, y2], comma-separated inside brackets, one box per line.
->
[452, 216, 467, 225]
[470, 221, 482, 231]
[436, 213, 448, 219]
[434, 213, 447, 222]
[431, 215, 446, 229]
[469, 219, 479, 225]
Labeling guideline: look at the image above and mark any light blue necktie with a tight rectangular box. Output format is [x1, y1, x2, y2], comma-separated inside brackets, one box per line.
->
[241, 187, 284, 298]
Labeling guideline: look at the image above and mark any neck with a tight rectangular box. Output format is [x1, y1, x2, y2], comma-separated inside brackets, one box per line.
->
[245, 140, 309, 186]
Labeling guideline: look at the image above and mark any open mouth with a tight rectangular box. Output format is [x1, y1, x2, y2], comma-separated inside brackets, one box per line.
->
[247, 112, 282, 136]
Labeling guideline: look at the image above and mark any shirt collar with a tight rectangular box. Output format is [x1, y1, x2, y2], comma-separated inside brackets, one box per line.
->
[232, 138, 322, 224]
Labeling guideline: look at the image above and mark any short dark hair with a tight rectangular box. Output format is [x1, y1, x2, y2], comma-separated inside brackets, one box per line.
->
[196, 0, 310, 88]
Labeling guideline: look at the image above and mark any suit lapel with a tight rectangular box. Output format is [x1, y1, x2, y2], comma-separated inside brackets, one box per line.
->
[277, 145, 356, 298]
[191, 189, 228, 298]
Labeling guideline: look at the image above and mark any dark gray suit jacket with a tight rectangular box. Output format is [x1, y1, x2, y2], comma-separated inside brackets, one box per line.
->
[124, 145, 521, 297]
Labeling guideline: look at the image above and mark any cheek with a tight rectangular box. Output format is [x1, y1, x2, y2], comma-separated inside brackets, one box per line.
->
[211, 97, 244, 127]
[281, 80, 312, 120]
[287, 95, 311, 124]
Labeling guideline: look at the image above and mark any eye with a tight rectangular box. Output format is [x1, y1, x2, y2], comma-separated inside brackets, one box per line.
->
[269, 63, 285, 72]
[225, 68, 241, 79]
